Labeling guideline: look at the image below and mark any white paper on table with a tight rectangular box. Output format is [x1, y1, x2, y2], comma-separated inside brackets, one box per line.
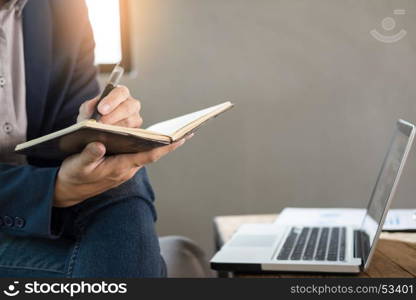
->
[383, 209, 416, 231]
[274, 207, 416, 231]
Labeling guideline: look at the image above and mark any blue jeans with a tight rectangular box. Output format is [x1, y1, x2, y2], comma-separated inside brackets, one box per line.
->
[0, 168, 167, 277]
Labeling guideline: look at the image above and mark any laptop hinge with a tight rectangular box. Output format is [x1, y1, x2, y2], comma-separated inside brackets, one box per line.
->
[353, 230, 362, 259]
[353, 230, 370, 266]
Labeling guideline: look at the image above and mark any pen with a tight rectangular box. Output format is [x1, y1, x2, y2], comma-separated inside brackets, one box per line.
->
[91, 64, 125, 121]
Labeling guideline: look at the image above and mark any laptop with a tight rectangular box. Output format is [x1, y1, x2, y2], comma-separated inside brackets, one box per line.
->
[211, 120, 415, 273]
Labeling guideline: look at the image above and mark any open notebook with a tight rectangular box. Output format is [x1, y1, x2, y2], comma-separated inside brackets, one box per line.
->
[15, 101, 234, 160]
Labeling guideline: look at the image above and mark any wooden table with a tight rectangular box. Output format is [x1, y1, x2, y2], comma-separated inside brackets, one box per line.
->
[213, 214, 416, 278]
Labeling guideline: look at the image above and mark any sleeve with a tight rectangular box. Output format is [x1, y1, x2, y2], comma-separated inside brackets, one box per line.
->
[28, 1, 99, 168]
[0, 164, 64, 239]
[0, 1, 100, 238]
[53, 0, 100, 130]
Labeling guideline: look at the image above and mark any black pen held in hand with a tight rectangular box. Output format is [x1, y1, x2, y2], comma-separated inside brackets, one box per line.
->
[91, 64, 125, 121]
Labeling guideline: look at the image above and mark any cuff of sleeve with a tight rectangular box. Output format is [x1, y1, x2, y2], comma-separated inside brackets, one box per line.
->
[1, 166, 64, 239]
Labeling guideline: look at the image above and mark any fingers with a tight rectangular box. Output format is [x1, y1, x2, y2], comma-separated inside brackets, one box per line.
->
[77, 86, 142, 128]
[185, 133, 195, 140]
[131, 139, 186, 167]
[77, 97, 100, 122]
[113, 116, 143, 128]
[77, 142, 106, 167]
[100, 97, 142, 126]
[98, 85, 133, 115]
[110, 139, 186, 171]
[95, 134, 193, 187]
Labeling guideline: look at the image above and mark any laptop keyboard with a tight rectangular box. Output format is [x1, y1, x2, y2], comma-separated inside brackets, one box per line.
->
[277, 227, 347, 261]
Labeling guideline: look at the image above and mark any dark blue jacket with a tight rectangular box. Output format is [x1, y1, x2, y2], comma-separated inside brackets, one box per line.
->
[0, 0, 100, 238]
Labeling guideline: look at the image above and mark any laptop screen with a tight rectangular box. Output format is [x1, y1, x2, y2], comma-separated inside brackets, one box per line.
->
[360, 120, 414, 267]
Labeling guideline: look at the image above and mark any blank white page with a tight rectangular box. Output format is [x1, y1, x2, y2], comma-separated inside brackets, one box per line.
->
[146, 103, 227, 136]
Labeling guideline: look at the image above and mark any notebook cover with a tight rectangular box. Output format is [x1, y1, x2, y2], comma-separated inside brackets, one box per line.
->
[15, 127, 169, 160]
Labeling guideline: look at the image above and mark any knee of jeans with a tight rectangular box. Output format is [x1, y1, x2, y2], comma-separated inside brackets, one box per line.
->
[68, 198, 163, 278]
[70, 167, 156, 224]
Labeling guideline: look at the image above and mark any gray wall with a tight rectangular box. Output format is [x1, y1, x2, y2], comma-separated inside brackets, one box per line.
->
[114, 0, 416, 252]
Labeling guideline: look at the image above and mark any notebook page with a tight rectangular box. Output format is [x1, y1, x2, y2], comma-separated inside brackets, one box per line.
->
[146, 103, 227, 136]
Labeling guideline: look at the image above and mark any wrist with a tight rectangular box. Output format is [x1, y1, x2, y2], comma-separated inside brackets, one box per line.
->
[53, 176, 84, 208]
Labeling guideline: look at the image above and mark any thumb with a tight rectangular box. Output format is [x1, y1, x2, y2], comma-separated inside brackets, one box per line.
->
[77, 142, 106, 167]
[77, 97, 100, 122]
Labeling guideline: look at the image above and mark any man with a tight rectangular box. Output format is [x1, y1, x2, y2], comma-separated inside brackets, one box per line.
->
[0, 0, 211, 277]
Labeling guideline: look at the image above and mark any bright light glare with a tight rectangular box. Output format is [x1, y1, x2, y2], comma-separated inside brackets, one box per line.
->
[86, 0, 122, 65]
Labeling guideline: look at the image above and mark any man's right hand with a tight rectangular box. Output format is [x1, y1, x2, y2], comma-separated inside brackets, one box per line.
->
[53, 140, 187, 207]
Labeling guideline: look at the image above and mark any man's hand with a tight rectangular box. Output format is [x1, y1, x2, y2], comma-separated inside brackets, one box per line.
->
[54, 86, 190, 207]
[54, 140, 186, 208]
[77, 85, 142, 128]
